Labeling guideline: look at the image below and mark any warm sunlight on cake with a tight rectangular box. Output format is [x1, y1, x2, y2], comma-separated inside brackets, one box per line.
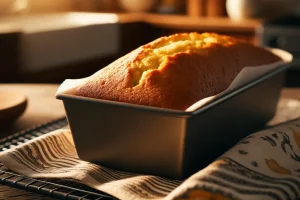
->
[130, 32, 235, 86]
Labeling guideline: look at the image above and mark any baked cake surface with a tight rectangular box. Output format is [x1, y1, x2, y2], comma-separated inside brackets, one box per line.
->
[75, 32, 281, 110]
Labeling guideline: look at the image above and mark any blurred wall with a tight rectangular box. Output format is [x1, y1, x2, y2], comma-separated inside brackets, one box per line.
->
[27, 0, 74, 13]
[0, 0, 120, 14]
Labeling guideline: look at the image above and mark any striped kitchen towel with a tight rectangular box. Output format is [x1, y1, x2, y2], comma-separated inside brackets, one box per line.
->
[0, 118, 300, 200]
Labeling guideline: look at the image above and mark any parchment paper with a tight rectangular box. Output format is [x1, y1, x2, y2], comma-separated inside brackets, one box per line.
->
[185, 48, 293, 111]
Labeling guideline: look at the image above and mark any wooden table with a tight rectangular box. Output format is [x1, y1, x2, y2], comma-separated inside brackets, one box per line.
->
[0, 84, 65, 138]
[0, 84, 299, 200]
[0, 84, 64, 199]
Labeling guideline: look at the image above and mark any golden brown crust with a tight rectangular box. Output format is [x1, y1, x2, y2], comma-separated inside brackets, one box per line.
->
[75, 32, 281, 110]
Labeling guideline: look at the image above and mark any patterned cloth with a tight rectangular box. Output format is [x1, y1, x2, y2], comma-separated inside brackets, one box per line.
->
[166, 118, 300, 200]
[0, 118, 300, 200]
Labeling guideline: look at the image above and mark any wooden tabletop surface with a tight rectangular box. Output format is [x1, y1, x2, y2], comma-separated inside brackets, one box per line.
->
[0, 84, 299, 200]
[0, 84, 65, 139]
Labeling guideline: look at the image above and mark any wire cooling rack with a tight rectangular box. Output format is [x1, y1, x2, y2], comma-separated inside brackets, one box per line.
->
[0, 118, 117, 200]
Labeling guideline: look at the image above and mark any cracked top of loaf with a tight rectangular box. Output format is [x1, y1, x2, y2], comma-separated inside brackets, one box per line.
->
[74, 32, 282, 110]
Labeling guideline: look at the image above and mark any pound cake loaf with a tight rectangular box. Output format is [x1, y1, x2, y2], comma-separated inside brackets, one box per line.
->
[74, 32, 282, 110]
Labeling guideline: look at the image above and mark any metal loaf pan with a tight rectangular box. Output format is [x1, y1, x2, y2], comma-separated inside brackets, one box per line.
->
[56, 51, 292, 180]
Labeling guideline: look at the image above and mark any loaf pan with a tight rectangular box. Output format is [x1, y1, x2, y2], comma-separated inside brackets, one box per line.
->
[56, 49, 292, 180]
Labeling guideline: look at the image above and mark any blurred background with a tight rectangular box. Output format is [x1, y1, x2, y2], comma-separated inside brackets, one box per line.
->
[0, 0, 299, 86]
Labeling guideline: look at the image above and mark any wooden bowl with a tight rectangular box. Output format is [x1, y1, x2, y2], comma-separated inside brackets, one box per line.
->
[0, 91, 27, 123]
